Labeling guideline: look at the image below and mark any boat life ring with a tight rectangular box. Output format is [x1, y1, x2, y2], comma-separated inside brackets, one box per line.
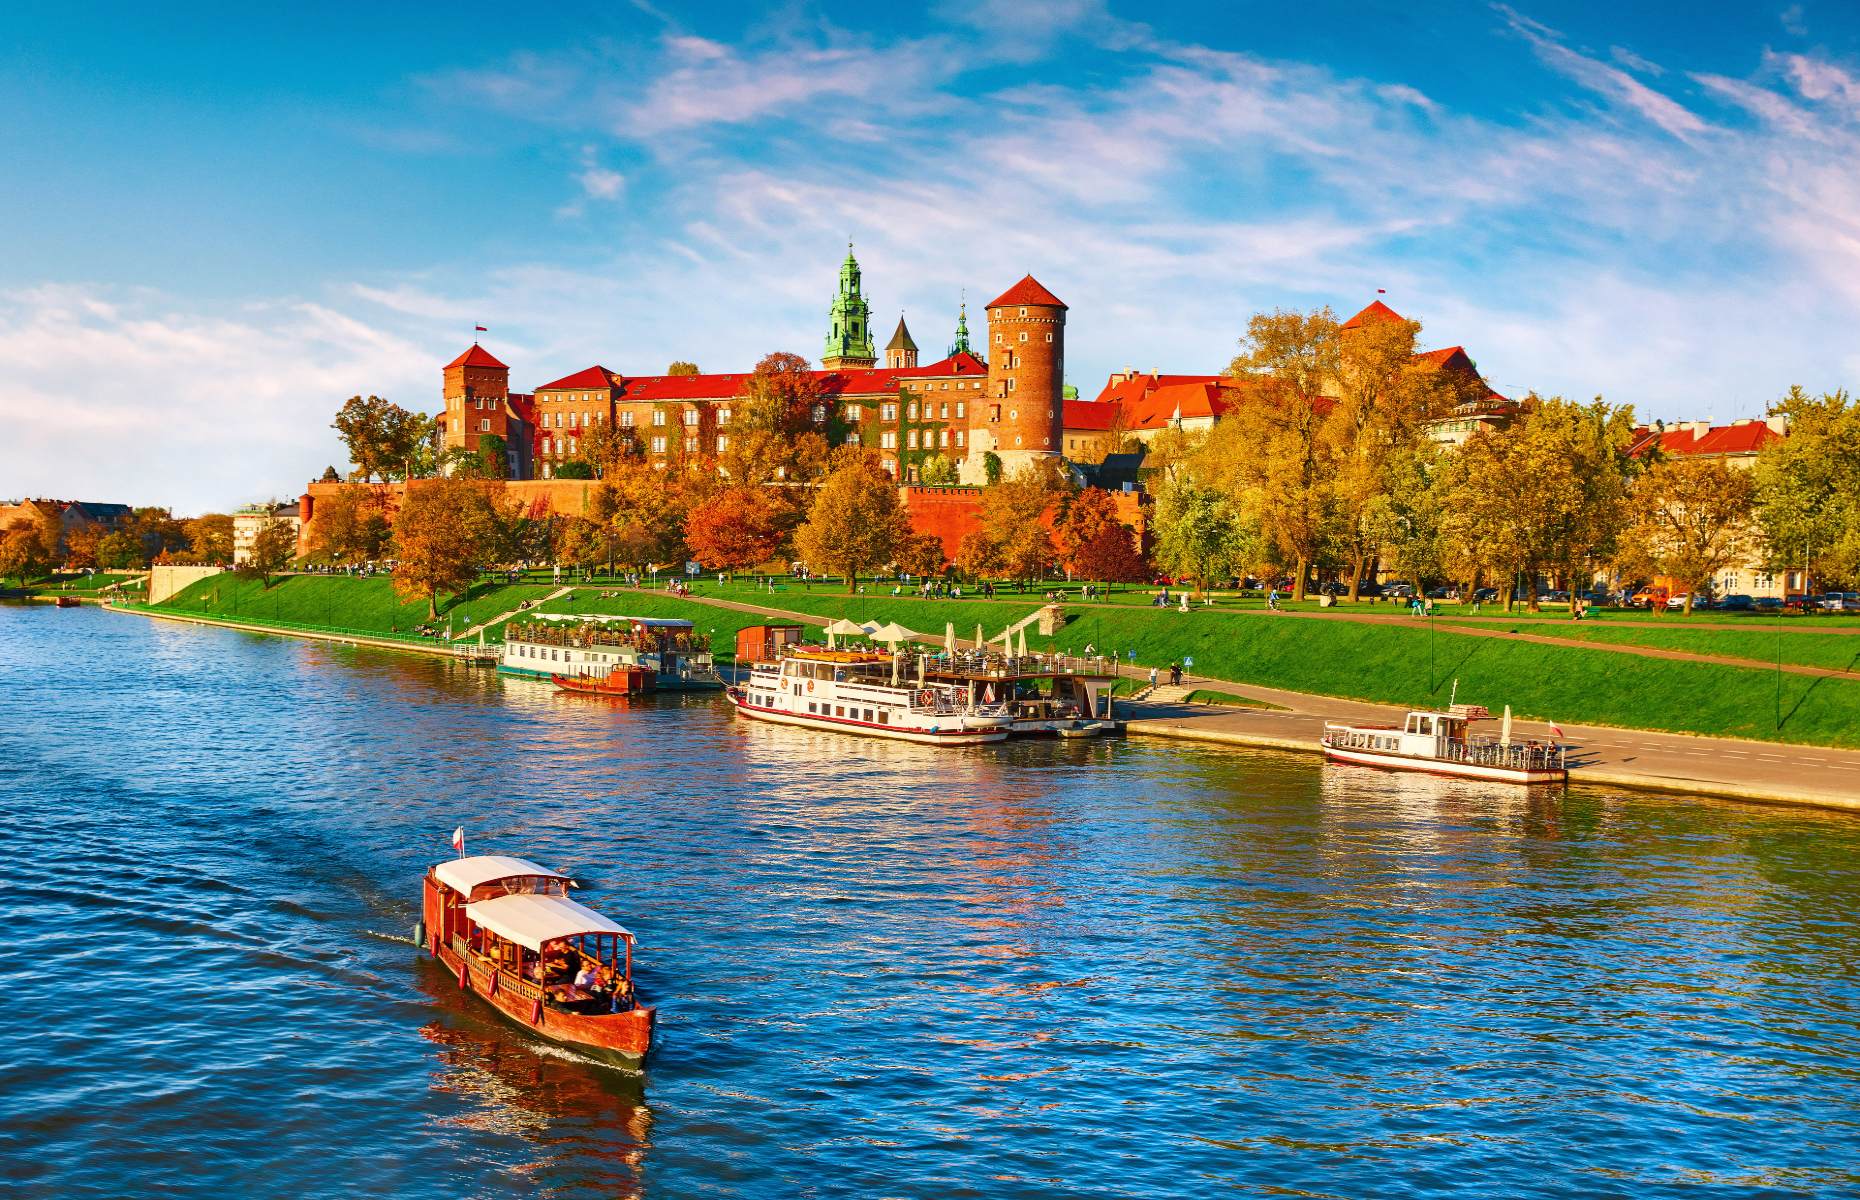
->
[806, 679, 815, 693]
[919, 690, 934, 706]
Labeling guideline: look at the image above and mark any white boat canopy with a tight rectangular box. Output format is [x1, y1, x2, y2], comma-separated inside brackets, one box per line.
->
[465, 892, 632, 951]
[434, 855, 565, 897]
[870, 622, 919, 645]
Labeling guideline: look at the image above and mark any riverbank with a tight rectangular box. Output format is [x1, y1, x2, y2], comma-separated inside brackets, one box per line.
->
[106, 574, 1860, 811]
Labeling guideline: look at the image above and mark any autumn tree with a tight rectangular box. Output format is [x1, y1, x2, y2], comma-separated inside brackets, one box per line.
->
[685, 486, 788, 572]
[307, 488, 391, 564]
[597, 462, 690, 571]
[64, 526, 101, 570]
[1222, 309, 1342, 599]
[1055, 488, 1146, 583]
[97, 529, 147, 569]
[333, 395, 434, 483]
[0, 528, 49, 584]
[723, 352, 833, 485]
[1152, 482, 1253, 595]
[1438, 396, 1637, 610]
[391, 477, 499, 618]
[582, 422, 642, 476]
[917, 454, 960, 486]
[792, 448, 910, 592]
[894, 530, 948, 578]
[553, 516, 606, 569]
[954, 529, 1001, 580]
[235, 519, 298, 587]
[184, 514, 235, 564]
[972, 462, 1068, 584]
[1753, 387, 1860, 587]
[666, 361, 701, 376]
[127, 507, 188, 563]
[1618, 456, 1756, 613]
[35, 507, 65, 562]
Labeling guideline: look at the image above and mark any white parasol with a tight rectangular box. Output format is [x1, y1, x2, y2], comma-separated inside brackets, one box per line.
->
[1017, 628, 1029, 658]
[945, 622, 956, 653]
[975, 622, 985, 649]
[823, 617, 868, 648]
[1501, 704, 1513, 746]
[869, 622, 918, 645]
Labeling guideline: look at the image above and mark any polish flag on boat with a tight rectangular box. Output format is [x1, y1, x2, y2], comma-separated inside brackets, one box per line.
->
[1548, 721, 1565, 739]
[451, 827, 465, 856]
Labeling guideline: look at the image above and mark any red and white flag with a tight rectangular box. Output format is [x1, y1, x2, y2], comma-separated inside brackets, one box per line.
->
[1548, 721, 1565, 739]
[451, 826, 465, 856]
[474, 325, 487, 333]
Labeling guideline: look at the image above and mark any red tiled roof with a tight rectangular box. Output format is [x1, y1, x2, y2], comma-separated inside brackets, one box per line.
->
[446, 343, 507, 370]
[1089, 373, 1223, 407]
[1062, 399, 1120, 431]
[604, 352, 991, 404]
[1341, 300, 1404, 330]
[536, 365, 617, 392]
[1413, 345, 1471, 370]
[1628, 420, 1783, 459]
[987, 275, 1067, 310]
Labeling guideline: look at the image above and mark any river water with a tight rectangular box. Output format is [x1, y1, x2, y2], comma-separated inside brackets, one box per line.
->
[4, 605, 1860, 1199]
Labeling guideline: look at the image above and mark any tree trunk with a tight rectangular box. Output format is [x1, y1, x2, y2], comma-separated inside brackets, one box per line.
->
[845, 571, 857, 594]
[1347, 551, 1364, 603]
[1293, 557, 1309, 603]
[1500, 583, 1514, 613]
[428, 589, 439, 619]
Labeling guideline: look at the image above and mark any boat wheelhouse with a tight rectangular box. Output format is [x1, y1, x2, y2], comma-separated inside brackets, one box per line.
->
[420, 854, 654, 1068]
[1321, 704, 1567, 785]
[501, 615, 721, 691]
[728, 646, 1014, 744]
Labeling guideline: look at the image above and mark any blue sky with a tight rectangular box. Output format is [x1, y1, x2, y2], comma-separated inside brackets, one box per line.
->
[5, 0, 1860, 511]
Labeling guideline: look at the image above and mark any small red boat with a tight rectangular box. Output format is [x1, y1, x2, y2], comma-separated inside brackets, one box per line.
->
[55, 596, 81, 608]
[552, 665, 655, 696]
[421, 854, 654, 1068]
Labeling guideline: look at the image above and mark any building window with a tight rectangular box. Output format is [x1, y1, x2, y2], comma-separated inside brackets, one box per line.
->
[939, 430, 949, 447]
[1018, 331, 1028, 343]
[620, 411, 634, 427]
[1019, 306, 1027, 316]
[811, 403, 827, 424]
[845, 432, 861, 446]
[683, 408, 699, 426]
[881, 403, 897, 421]
[955, 431, 965, 447]
[995, 333, 1002, 344]
[1008, 379, 1016, 393]
[651, 436, 667, 453]
[1046, 332, 1054, 342]
[939, 403, 948, 418]
[653, 410, 667, 426]
[684, 436, 697, 452]
[568, 412, 578, 428]
[883, 458, 896, 474]
[480, 419, 491, 432]
[847, 404, 862, 422]
[1755, 571, 1774, 589]
[718, 408, 732, 425]
[717, 435, 730, 451]
[956, 402, 965, 418]
[908, 431, 919, 449]
[908, 402, 918, 419]
[880, 431, 897, 449]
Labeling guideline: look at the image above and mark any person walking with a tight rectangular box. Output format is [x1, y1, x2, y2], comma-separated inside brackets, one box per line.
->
[1148, 666, 1158, 690]
[1267, 586, 1279, 612]
[1169, 663, 1182, 687]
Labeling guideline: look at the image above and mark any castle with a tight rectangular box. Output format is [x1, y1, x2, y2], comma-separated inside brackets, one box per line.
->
[438, 248, 1067, 486]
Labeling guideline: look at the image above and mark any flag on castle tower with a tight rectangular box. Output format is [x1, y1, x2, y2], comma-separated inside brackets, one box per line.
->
[475, 325, 487, 332]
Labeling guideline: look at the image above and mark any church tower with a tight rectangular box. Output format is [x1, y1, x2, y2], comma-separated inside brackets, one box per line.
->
[885, 315, 918, 369]
[821, 245, 877, 370]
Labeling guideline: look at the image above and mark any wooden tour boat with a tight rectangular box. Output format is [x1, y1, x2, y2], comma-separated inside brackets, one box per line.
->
[55, 596, 82, 607]
[553, 664, 655, 696]
[420, 853, 654, 1068]
[1321, 703, 1567, 785]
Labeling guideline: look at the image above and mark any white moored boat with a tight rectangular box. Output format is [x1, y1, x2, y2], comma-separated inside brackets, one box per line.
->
[1321, 704, 1567, 785]
[728, 646, 1014, 744]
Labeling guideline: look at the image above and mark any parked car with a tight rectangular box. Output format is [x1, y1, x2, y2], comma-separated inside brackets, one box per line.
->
[1753, 596, 1783, 612]
[1784, 594, 1821, 613]
[1543, 589, 1571, 603]
[1717, 594, 1755, 611]
[1384, 582, 1417, 598]
[1426, 586, 1459, 600]
[1665, 593, 1694, 611]
[1820, 593, 1851, 612]
[1630, 586, 1669, 609]
[1356, 580, 1387, 597]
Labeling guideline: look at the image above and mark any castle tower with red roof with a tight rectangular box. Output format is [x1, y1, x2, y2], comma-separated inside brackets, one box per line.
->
[442, 342, 512, 460]
[967, 274, 1066, 479]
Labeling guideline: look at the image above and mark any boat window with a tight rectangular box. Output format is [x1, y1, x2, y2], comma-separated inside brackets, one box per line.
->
[807, 702, 817, 713]
[1419, 717, 1433, 735]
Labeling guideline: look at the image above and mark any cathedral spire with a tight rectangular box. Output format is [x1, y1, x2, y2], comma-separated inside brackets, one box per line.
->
[949, 292, 972, 357]
[822, 242, 876, 370]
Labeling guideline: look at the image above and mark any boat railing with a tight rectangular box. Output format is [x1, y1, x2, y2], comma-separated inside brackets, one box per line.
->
[1321, 728, 1566, 772]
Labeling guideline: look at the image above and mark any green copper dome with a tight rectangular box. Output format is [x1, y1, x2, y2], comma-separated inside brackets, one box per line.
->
[822, 244, 876, 368]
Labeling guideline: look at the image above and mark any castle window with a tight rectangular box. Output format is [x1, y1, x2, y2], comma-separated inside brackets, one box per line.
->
[620, 411, 634, 427]
[1008, 379, 1017, 393]
[683, 408, 699, 426]
[847, 405, 862, 422]
[719, 408, 732, 425]
[812, 404, 827, 424]
[568, 412, 578, 428]
[717, 435, 730, 451]
[1010, 409, 1018, 420]
[685, 436, 697, 452]
[907, 431, 919, 449]
[939, 403, 948, 418]
[908, 402, 918, 419]
[480, 419, 491, 432]
[653, 410, 667, 426]
[956, 402, 965, 418]
[1019, 307, 1027, 316]
[1046, 332, 1054, 343]
[650, 436, 667, 453]
[939, 430, 949, 447]
[880, 431, 897, 449]
[1018, 332, 1028, 343]
[881, 403, 897, 421]
[995, 333, 1002, 344]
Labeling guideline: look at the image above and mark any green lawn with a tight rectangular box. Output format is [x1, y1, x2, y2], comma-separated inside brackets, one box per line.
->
[155, 574, 555, 639]
[1514, 624, 1860, 672]
[26, 572, 142, 593]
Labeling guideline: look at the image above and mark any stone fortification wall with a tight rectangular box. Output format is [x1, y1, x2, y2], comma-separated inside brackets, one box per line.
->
[148, 564, 224, 605]
[295, 478, 598, 557]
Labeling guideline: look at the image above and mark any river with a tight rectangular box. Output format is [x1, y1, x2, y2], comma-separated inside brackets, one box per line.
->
[3, 605, 1859, 1199]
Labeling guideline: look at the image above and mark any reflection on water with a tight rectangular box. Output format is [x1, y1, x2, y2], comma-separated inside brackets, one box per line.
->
[3, 606, 1860, 1199]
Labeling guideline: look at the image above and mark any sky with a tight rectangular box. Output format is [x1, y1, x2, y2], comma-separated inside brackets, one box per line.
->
[5, 0, 1860, 513]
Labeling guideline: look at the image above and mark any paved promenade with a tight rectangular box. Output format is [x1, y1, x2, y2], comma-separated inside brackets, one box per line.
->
[1123, 679, 1860, 813]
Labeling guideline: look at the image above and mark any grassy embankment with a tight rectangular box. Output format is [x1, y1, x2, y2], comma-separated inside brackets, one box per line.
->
[23, 572, 142, 594]
[146, 574, 556, 643]
[134, 574, 1860, 746]
[648, 584, 1860, 747]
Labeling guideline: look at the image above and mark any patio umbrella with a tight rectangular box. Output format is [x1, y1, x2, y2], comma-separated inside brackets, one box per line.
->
[870, 622, 919, 645]
[1017, 628, 1028, 658]
[823, 617, 867, 648]
[975, 622, 985, 649]
[945, 622, 956, 653]
[1501, 704, 1513, 746]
